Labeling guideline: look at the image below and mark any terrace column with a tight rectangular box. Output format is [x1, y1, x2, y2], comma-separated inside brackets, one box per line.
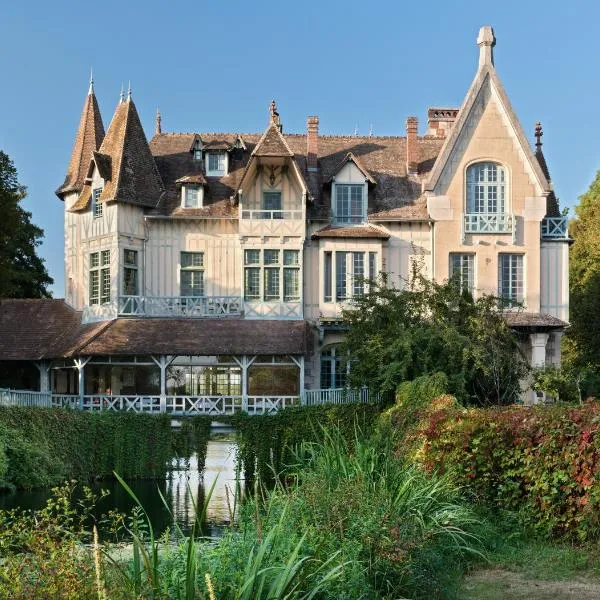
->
[74, 357, 91, 409]
[36, 360, 51, 393]
[529, 333, 549, 405]
[152, 355, 172, 414]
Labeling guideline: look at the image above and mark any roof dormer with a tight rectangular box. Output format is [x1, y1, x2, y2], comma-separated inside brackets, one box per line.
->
[176, 175, 206, 209]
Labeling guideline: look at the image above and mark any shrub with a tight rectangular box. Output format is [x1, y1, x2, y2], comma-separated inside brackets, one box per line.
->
[393, 400, 600, 540]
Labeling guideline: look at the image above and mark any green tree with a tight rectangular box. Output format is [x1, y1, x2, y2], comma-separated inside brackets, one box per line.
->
[341, 269, 529, 406]
[569, 170, 600, 370]
[0, 150, 52, 297]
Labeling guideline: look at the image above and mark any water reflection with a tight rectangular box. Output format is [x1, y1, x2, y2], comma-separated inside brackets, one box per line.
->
[0, 439, 242, 539]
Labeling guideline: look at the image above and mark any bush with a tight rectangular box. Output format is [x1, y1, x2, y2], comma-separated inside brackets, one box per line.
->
[393, 399, 600, 540]
[0, 407, 175, 489]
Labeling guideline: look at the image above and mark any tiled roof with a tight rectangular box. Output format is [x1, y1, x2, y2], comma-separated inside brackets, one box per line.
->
[253, 124, 294, 157]
[0, 299, 109, 360]
[0, 299, 309, 359]
[56, 91, 104, 198]
[312, 225, 390, 239]
[535, 148, 561, 217]
[149, 130, 444, 221]
[77, 318, 309, 356]
[72, 99, 164, 211]
[503, 312, 568, 329]
[175, 174, 207, 185]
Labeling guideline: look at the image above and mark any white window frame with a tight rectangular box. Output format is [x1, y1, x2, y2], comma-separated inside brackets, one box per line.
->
[181, 185, 203, 208]
[206, 152, 227, 176]
[122, 249, 139, 296]
[334, 251, 370, 302]
[180, 251, 205, 297]
[89, 250, 110, 305]
[244, 248, 301, 302]
[92, 188, 103, 219]
[466, 161, 508, 214]
[332, 183, 367, 225]
[498, 253, 524, 308]
[449, 253, 475, 295]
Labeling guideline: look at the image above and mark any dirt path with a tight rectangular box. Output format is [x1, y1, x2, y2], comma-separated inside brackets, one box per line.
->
[460, 568, 600, 600]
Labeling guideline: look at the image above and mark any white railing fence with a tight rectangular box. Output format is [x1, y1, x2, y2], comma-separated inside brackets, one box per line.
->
[302, 387, 377, 406]
[118, 296, 243, 318]
[464, 213, 514, 234]
[2, 389, 379, 414]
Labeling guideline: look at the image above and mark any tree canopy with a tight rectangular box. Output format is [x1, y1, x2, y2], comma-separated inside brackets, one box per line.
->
[341, 270, 528, 406]
[568, 170, 600, 369]
[0, 151, 53, 298]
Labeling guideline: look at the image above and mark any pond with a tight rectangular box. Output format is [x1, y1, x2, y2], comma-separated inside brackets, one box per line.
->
[0, 439, 242, 539]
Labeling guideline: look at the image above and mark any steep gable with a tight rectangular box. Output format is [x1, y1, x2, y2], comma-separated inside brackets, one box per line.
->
[425, 27, 550, 199]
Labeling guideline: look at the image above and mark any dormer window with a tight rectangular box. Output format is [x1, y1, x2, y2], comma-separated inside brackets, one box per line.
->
[182, 185, 203, 209]
[193, 139, 203, 161]
[333, 183, 366, 225]
[207, 152, 227, 176]
[92, 188, 103, 218]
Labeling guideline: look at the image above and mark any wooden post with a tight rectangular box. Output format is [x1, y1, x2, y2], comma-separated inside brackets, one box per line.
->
[75, 357, 91, 410]
[152, 355, 170, 414]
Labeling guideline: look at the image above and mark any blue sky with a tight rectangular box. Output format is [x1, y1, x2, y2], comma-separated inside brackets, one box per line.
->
[1, 0, 598, 296]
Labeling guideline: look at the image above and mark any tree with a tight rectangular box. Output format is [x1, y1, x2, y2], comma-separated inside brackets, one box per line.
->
[569, 170, 600, 369]
[0, 150, 53, 297]
[341, 269, 529, 406]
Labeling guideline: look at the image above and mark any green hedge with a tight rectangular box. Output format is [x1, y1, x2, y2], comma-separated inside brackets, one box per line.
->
[391, 399, 600, 540]
[0, 407, 174, 490]
[228, 404, 383, 483]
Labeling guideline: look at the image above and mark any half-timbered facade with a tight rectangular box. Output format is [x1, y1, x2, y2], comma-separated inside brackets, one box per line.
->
[0, 26, 569, 411]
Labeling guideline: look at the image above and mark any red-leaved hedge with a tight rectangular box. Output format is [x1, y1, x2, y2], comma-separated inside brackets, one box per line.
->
[393, 400, 600, 540]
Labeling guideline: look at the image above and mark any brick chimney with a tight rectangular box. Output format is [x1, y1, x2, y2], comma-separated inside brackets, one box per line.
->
[405, 116, 418, 175]
[427, 108, 459, 138]
[307, 116, 319, 172]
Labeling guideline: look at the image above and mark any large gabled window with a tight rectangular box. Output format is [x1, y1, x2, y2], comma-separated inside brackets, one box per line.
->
[466, 162, 506, 214]
[333, 184, 366, 224]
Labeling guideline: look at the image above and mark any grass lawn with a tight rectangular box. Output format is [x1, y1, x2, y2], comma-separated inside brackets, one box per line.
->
[460, 539, 600, 599]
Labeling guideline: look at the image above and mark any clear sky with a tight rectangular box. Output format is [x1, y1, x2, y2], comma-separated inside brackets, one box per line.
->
[1, 0, 598, 297]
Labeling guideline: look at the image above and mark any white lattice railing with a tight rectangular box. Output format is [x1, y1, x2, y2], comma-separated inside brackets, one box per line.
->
[82, 302, 118, 323]
[464, 213, 514, 234]
[302, 387, 376, 406]
[118, 296, 243, 318]
[79, 395, 163, 412]
[0, 388, 52, 407]
[246, 396, 301, 414]
[241, 209, 303, 220]
[541, 216, 569, 239]
[244, 301, 302, 319]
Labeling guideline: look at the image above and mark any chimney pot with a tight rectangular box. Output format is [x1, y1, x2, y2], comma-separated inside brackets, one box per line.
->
[307, 115, 319, 172]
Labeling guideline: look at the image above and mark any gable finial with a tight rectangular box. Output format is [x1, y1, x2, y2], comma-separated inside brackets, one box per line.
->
[269, 99, 282, 131]
[127, 81, 132, 102]
[477, 25, 496, 67]
[354, 124, 358, 137]
[155, 107, 162, 135]
[535, 121, 543, 149]
[119, 83, 125, 104]
[88, 67, 94, 95]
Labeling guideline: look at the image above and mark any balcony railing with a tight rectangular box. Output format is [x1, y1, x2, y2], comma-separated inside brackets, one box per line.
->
[241, 209, 303, 220]
[464, 213, 514, 234]
[302, 387, 378, 405]
[118, 296, 242, 318]
[541, 216, 569, 239]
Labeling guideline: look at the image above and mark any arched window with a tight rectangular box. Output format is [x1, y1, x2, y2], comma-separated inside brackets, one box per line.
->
[320, 346, 348, 389]
[466, 162, 506, 214]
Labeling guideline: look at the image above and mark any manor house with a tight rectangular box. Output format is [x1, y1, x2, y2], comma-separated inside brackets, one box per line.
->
[0, 26, 569, 410]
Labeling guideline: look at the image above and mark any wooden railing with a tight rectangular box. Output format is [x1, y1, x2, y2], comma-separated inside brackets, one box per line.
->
[464, 213, 514, 234]
[241, 209, 303, 220]
[0, 388, 52, 407]
[118, 296, 243, 318]
[302, 387, 376, 405]
[541, 216, 569, 239]
[3, 389, 377, 414]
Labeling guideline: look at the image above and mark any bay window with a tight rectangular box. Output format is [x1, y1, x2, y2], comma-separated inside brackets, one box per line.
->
[89, 250, 110, 305]
[244, 249, 300, 302]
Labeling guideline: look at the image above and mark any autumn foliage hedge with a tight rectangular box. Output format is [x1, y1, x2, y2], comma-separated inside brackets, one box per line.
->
[390, 395, 600, 540]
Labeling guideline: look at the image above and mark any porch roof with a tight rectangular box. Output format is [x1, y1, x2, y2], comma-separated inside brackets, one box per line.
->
[0, 299, 310, 359]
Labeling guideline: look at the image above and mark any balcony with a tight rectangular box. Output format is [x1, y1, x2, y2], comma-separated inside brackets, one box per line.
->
[118, 296, 242, 318]
[239, 208, 304, 237]
[463, 213, 514, 234]
[541, 216, 569, 239]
